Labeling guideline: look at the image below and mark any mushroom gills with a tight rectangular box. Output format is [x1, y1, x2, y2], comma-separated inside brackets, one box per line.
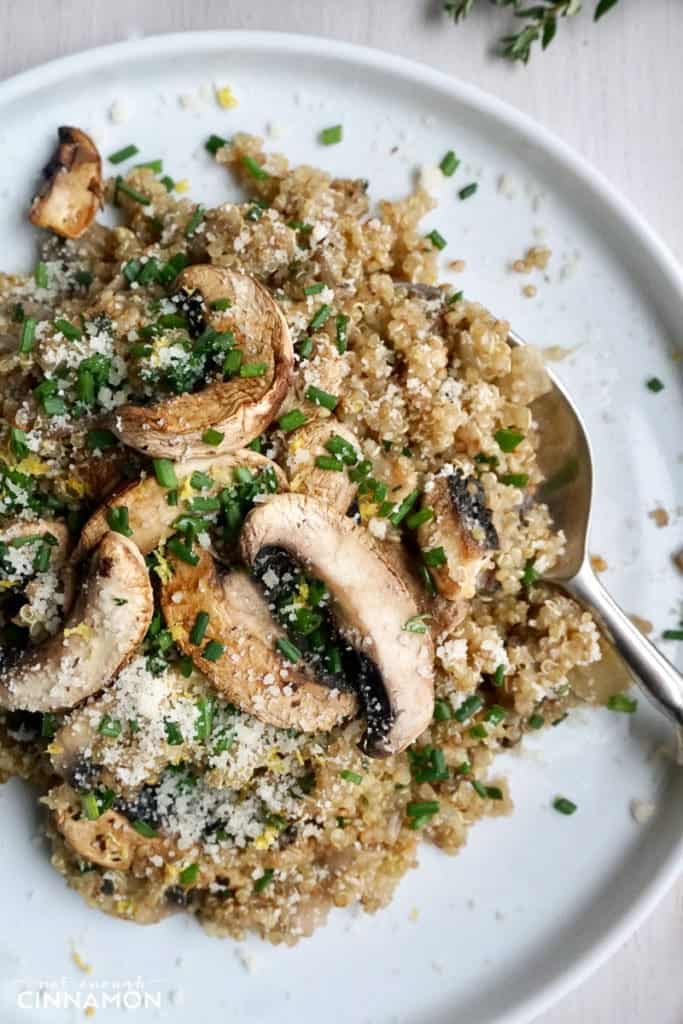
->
[418, 468, 499, 601]
[240, 494, 434, 757]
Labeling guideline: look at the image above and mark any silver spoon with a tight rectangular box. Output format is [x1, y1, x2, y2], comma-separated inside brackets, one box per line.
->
[399, 283, 683, 725]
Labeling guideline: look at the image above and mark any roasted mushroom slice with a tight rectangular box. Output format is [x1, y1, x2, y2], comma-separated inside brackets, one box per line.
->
[71, 450, 287, 562]
[160, 547, 357, 732]
[50, 784, 164, 871]
[418, 469, 499, 601]
[113, 266, 294, 459]
[0, 532, 153, 712]
[29, 126, 103, 239]
[240, 494, 434, 756]
[282, 418, 361, 513]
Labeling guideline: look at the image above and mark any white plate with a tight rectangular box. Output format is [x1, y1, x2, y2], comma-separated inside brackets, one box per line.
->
[0, 32, 681, 1024]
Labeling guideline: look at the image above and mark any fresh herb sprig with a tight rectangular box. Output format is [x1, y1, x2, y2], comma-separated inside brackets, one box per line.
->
[444, 0, 621, 64]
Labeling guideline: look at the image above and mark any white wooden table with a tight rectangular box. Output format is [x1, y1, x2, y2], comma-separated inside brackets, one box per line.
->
[2, 2, 682, 1021]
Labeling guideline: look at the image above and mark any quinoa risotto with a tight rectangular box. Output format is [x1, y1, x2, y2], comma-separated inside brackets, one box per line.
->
[0, 126, 603, 944]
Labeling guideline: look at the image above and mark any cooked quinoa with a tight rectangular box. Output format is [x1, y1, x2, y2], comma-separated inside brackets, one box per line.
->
[0, 130, 602, 944]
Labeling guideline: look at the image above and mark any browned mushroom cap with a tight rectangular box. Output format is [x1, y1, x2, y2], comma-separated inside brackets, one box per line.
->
[240, 494, 434, 756]
[0, 532, 153, 712]
[50, 784, 164, 871]
[160, 547, 357, 732]
[417, 469, 499, 601]
[282, 418, 361, 513]
[112, 267, 294, 459]
[71, 450, 287, 563]
[29, 127, 103, 239]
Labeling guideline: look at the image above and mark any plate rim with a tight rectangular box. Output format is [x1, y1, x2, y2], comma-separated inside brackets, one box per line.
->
[0, 29, 681, 1024]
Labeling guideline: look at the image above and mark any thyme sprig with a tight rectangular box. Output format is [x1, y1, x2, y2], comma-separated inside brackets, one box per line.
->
[444, 0, 621, 63]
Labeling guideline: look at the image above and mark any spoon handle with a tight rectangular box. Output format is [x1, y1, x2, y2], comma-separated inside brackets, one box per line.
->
[566, 560, 683, 727]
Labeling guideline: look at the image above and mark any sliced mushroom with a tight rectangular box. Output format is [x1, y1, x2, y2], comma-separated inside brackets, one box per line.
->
[417, 469, 499, 601]
[160, 547, 357, 732]
[71, 450, 287, 563]
[29, 127, 103, 239]
[50, 783, 164, 871]
[282, 418, 361, 513]
[240, 494, 434, 756]
[113, 266, 294, 459]
[0, 532, 153, 712]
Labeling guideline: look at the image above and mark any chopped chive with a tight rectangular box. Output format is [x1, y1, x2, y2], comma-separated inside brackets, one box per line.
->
[241, 155, 269, 181]
[422, 546, 446, 568]
[606, 693, 638, 713]
[34, 261, 49, 289]
[314, 455, 344, 472]
[492, 664, 506, 687]
[239, 361, 267, 378]
[122, 259, 141, 283]
[178, 655, 194, 678]
[439, 150, 460, 176]
[254, 868, 274, 893]
[9, 426, 28, 460]
[426, 229, 447, 251]
[166, 490, 178, 507]
[469, 723, 488, 739]
[278, 409, 307, 433]
[138, 258, 161, 286]
[189, 471, 212, 491]
[194, 696, 214, 740]
[418, 563, 437, 597]
[324, 434, 357, 464]
[304, 283, 325, 295]
[190, 612, 210, 646]
[339, 769, 362, 784]
[296, 336, 313, 360]
[402, 614, 431, 634]
[470, 779, 487, 798]
[646, 377, 664, 393]
[54, 318, 82, 340]
[406, 507, 434, 530]
[153, 458, 178, 489]
[10, 303, 24, 322]
[18, 317, 37, 354]
[484, 704, 506, 726]
[206, 134, 227, 155]
[40, 713, 57, 738]
[335, 313, 349, 354]
[494, 428, 524, 452]
[459, 182, 478, 200]
[115, 177, 151, 205]
[161, 175, 175, 191]
[132, 819, 159, 837]
[320, 125, 343, 145]
[247, 435, 263, 453]
[390, 488, 420, 526]
[185, 204, 205, 237]
[164, 721, 184, 746]
[472, 782, 503, 800]
[42, 395, 66, 417]
[75, 270, 93, 287]
[276, 637, 301, 662]
[455, 761, 471, 775]
[233, 466, 254, 485]
[309, 304, 331, 332]
[662, 629, 683, 640]
[109, 144, 139, 164]
[211, 298, 232, 311]
[201, 428, 224, 446]
[448, 290, 464, 305]
[203, 640, 225, 662]
[81, 793, 101, 821]
[406, 800, 439, 829]
[106, 506, 133, 537]
[474, 452, 499, 467]
[98, 715, 121, 738]
[223, 349, 243, 376]
[135, 159, 163, 172]
[167, 536, 199, 566]
[433, 699, 453, 721]
[305, 385, 338, 411]
[454, 694, 483, 723]
[499, 473, 529, 487]
[521, 559, 540, 587]
[528, 713, 545, 729]
[553, 797, 577, 816]
[179, 863, 199, 886]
